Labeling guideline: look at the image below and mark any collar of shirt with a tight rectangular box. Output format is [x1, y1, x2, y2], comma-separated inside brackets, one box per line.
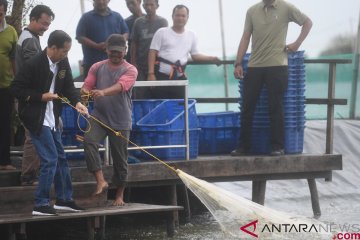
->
[93, 7, 111, 16]
[0, 19, 8, 32]
[47, 56, 58, 74]
[262, 0, 278, 10]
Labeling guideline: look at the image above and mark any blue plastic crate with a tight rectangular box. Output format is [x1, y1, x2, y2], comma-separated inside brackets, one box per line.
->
[132, 100, 163, 129]
[62, 102, 93, 130]
[284, 127, 305, 154]
[199, 127, 240, 154]
[61, 129, 84, 160]
[137, 99, 198, 130]
[197, 111, 240, 128]
[62, 105, 77, 130]
[130, 129, 200, 160]
[239, 126, 305, 154]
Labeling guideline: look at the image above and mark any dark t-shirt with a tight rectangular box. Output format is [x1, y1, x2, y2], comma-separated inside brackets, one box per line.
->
[76, 8, 129, 67]
[131, 15, 168, 71]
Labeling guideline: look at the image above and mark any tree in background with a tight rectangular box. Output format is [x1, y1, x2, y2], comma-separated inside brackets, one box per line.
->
[319, 34, 357, 56]
[6, 0, 39, 34]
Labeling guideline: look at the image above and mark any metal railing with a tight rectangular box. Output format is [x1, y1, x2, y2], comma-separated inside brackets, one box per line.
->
[190, 59, 352, 154]
[10, 59, 352, 158]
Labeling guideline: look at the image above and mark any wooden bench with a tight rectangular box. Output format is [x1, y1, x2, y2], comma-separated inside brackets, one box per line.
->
[0, 203, 183, 240]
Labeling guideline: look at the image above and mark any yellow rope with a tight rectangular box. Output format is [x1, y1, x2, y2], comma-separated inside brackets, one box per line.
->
[58, 95, 177, 174]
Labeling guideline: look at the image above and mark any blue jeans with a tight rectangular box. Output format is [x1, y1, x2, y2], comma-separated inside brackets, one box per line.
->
[30, 126, 73, 207]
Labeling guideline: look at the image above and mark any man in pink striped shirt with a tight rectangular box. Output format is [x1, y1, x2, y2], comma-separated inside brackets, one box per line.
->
[81, 34, 137, 206]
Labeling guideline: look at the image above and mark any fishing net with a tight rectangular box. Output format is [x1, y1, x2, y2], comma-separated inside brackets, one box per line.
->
[177, 169, 334, 240]
[60, 98, 335, 239]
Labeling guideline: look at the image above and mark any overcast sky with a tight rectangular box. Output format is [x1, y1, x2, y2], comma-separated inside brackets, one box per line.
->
[35, 0, 360, 68]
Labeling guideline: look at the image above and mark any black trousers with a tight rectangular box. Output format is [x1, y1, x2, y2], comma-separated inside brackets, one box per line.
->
[151, 71, 187, 99]
[0, 88, 13, 165]
[239, 66, 288, 151]
[133, 68, 152, 99]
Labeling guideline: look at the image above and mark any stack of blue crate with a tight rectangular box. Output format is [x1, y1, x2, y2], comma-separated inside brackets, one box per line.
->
[131, 99, 200, 161]
[238, 51, 306, 154]
[197, 111, 240, 154]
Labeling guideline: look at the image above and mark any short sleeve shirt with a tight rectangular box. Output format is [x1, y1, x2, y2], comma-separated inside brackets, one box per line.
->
[245, 0, 308, 67]
[150, 27, 199, 75]
[131, 15, 168, 70]
[0, 24, 18, 88]
[83, 60, 137, 130]
[76, 9, 129, 67]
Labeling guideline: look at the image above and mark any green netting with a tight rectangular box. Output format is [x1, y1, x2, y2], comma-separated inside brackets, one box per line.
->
[186, 54, 360, 119]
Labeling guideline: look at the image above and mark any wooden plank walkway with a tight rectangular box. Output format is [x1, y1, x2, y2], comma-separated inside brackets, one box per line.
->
[72, 154, 342, 184]
[0, 153, 342, 239]
[0, 203, 183, 240]
[71, 153, 342, 217]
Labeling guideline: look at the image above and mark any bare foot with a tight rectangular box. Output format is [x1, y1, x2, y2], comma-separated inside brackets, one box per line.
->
[93, 181, 109, 195]
[112, 185, 126, 206]
[112, 199, 125, 206]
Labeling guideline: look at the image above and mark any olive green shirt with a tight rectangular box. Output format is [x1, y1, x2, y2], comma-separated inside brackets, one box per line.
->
[0, 23, 18, 88]
[245, 0, 308, 67]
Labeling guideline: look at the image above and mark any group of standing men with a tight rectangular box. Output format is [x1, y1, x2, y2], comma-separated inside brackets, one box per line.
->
[0, 0, 312, 216]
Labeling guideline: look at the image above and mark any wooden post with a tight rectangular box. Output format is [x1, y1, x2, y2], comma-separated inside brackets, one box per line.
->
[19, 223, 27, 239]
[7, 224, 16, 240]
[168, 185, 179, 227]
[326, 63, 336, 154]
[307, 179, 321, 218]
[99, 216, 106, 240]
[252, 180, 266, 205]
[166, 211, 175, 237]
[178, 184, 191, 223]
[87, 217, 95, 240]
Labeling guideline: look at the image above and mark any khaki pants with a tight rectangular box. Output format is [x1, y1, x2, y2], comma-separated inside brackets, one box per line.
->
[84, 119, 129, 187]
[21, 128, 40, 183]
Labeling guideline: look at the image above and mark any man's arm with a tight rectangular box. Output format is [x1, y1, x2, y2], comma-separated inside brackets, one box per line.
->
[130, 41, 138, 67]
[21, 38, 41, 61]
[191, 54, 221, 65]
[122, 33, 129, 41]
[91, 66, 137, 98]
[147, 49, 158, 80]
[234, 31, 251, 79]
[10, 64, 43, 102]
[77, 36, 106, 52]
[286, 18, 313, 52]
[11, 59, 16, 76]
[91, 82, 123, 99]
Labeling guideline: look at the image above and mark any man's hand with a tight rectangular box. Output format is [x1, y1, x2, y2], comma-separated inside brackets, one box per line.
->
[90, 89, 106, 99]
[75, 102, 89, 116]
[213, 57, 222, 66]
[41, 92, 58, 102]
[286, 42, 300, 52]
[234, 65, 244, 79]
[147, 73, 156, 81]
[96, 42, 106, 52]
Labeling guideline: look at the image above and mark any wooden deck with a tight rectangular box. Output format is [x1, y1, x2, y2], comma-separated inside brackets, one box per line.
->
[72, 154, 342, 184]
[70, 154, 342, 218]
[0, 203, 183, 240]
[0, 153, 342, 239]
